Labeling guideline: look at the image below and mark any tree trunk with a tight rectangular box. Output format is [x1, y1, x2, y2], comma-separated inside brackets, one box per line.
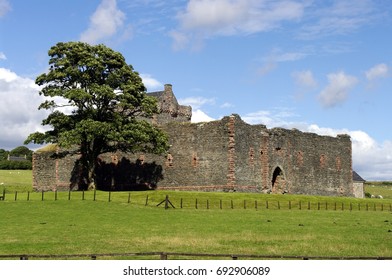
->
[87, 158, 97, 190]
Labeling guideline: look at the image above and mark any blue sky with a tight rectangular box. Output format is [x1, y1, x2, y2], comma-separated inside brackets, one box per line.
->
[1, 0, 392, 180]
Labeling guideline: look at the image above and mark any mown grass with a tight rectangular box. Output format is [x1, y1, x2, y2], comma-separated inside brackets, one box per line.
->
[0, 170, 33, 192]
[365, 182, 392, 199]
[1, 170, 392, 259]
[0, 190, 391, 259]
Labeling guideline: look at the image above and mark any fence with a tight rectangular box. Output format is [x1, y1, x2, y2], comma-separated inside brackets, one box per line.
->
[1, 189, 391, 212]
[0, 252, 391, 260]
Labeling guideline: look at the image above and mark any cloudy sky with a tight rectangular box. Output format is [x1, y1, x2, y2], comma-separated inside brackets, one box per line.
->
[1, 0, 392, 180]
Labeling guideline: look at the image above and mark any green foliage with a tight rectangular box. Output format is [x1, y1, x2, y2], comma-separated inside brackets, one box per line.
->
[0, 146, 33, 170]
[24, 41, 169, 189]
[0, 149, 8, 161]
[0, 160, 32, 170]
[10, 146, 33, 159]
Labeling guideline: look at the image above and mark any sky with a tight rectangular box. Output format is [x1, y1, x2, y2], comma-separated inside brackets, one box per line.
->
[0, 0, 392, 180]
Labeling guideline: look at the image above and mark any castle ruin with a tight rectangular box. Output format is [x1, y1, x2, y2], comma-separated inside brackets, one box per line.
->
[32, 84, 361, 197]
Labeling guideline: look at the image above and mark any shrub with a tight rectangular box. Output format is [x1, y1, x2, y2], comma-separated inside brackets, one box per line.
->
[0, 160, 32, 170]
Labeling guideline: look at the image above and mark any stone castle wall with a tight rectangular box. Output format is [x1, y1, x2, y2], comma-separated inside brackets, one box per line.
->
[33, 114, 354, 196]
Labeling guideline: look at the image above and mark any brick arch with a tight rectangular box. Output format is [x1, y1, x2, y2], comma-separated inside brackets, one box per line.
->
[271, 166, 286, 194]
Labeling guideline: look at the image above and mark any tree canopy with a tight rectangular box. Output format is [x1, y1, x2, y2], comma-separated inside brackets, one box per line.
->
[25, 41, 169, 189]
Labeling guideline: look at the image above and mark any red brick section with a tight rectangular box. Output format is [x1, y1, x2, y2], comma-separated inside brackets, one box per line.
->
[32, 153, 38, 189]
[261, 132, 269, 192]
[227, 115, 236, 190]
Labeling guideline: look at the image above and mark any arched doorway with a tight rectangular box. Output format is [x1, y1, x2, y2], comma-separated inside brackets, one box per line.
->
[271, 166, 286, 194]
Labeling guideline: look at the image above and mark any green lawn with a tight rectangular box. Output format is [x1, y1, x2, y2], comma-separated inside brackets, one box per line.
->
[365, 182, 392, 199]
[0, 170, 391, 260]
[0, 190, 391, 259]
[0, 170, 33, 192]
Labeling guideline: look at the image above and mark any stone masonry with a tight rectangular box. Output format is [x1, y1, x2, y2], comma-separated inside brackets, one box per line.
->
[32, 84, 356, 197]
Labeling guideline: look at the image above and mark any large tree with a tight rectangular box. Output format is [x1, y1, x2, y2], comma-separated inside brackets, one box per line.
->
[25, 41, 169, 190]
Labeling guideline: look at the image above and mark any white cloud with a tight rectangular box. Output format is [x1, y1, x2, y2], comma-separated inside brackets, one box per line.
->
[0, 0, 11, 18]
[243, 108, 305, 130]
[177, 96, 216, 123]
[0, 68, 46, 150]
[0, 52, 6, 60]
[273, 51, 307, 62]
[256, 62, 277, 77]
[292, 70, 318, 89]
[220, 102, 234, 108]
[365, 63, 388, 81]
[169, 30, 191, 51]
[318, 71, 358, 108]
[243, 108, 392, 181]
[306, 124, 392, 181]
[140, 74, 163, 91]
[299, 0, 379, 39]
[191, 109, 215, 123]
[80, 0, 126, 44]
[172, 0, 307, 49]
[178, 96, 215, 110]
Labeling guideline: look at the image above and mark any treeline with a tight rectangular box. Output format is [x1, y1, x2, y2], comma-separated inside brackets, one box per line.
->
[0, 146, 33, 170]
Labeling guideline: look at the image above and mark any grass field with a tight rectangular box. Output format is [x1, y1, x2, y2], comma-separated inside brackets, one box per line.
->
[0, 190, 391, 260]
[0, 170, 33, 192]
[0, 170, 391, 260]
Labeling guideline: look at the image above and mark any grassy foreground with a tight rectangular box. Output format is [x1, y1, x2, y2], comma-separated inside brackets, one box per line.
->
[0, 190, 391, 259]
[0, 170, 32, 192]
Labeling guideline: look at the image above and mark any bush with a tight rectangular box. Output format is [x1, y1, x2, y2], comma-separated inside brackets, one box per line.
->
[0, 160, 32, 170]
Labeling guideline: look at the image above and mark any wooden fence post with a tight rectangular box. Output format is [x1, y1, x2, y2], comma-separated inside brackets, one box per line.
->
[255, 200, 257, 211]
[231, 200, 233, 209]
[41, 190, 44, 201]
[145, 195, 149, 206]
[27, 191, 30, 201]
[220, 199, 222, 210]
[195, 198, 198, 209]
[266, 200, 269, 209]
[289, 201, 291, 210]
[93, 189, 96, 201]
[278, 201, 280, 210]
[244, 200, 246, 209]
[55, 190, 57, 201]
[15, 191, 17, 201]
[299, 201, 302, 210]
[181, 198, 183, 209]
[108, 191, 111, 202]
[68, 190, 71, 201]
